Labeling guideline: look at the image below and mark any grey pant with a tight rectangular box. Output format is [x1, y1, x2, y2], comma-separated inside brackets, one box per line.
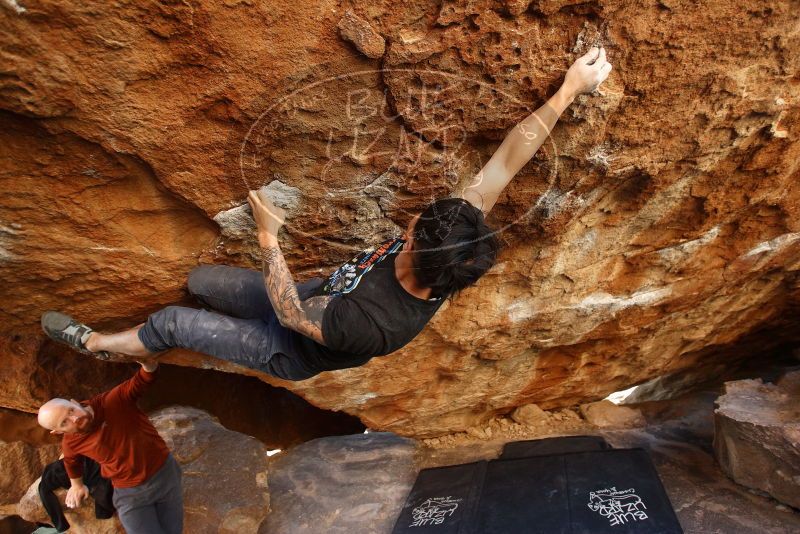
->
[112, 454, 183, 534]
[138, 265, 323, 380]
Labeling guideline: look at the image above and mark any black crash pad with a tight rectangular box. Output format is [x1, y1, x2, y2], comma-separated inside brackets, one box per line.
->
[499, 435, 611, 459]
[393, 445, 682, 534]
[564, 449, 682, 534]
[391, 461, 486, 533]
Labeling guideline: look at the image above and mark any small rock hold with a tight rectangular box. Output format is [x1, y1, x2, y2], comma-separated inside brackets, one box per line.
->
[260, 179, 302, 212]
[213, 204, 257, 241]
[337, 11, 385, 59]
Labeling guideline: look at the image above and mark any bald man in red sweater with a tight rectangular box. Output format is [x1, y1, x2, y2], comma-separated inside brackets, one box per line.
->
[37, 361, 183, 534]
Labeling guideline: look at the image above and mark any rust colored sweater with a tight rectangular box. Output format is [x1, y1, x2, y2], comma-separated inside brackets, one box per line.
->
[62, 368, 170, 488]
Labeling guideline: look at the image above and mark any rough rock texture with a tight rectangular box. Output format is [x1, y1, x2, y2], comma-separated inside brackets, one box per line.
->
[579, 399, 646, 428]
[713, 371, 800, 509]
[17, 479, 122, 534]
[152, 407, 271, 533]
[338, 10, 386, 59]
[0, 440, 59, 506]
[0, 407, 53, 445]
[2, 0, 800, 437]
[607, 391, 800, 534]
[7, 391, 800, 533]
[259, 432, 416, 534]
[17, 407, 271, 534]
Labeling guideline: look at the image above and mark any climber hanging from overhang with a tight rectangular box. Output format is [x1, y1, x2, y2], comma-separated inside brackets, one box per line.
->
[41, 47, 612, 381]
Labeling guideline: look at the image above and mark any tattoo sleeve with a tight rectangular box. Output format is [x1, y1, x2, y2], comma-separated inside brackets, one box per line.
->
[261, 246, 333, 346]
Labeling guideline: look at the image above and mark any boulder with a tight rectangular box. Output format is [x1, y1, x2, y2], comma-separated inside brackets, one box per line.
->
[16, 480, 122, 534]
[152, 407, 271, 533]
[580, 400, 646, 428]
[259, 432, 416, 534]
[0, 440, 59, 506]
[713, 371, 800, 508]
[247, 393, 800, 534]
[2, 0, 800, 438]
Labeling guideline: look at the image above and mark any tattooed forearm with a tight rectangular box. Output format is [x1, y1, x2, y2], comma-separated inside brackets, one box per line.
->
[261, 246, 332, 345]
[261, 246, 299, 326]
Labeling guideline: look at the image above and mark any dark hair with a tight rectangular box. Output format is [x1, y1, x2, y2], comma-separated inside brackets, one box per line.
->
[411, 197, 501, 299]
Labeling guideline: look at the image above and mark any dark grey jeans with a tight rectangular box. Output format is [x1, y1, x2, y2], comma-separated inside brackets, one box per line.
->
[112, 454, 183, 534]
[138, 265, 323, 380]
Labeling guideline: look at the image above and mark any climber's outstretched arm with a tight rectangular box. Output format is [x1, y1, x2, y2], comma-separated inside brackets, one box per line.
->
[461, 46, 612, 215]
[247, 191, 333, 346]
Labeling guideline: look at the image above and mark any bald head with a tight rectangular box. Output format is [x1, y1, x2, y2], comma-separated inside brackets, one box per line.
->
[38, 398, 71, 430]
[38, 398, 92, 434]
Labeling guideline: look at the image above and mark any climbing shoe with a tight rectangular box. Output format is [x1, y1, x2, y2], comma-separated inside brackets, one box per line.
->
[41, 311, 110, 361]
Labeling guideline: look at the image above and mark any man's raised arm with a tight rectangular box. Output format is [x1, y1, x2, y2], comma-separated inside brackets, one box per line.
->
[247, 190, 333, 346]
[461, 46, 612, 214]
[111, 361, 160, 404]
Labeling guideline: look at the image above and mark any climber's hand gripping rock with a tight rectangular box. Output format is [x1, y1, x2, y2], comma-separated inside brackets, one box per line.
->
[248, 189, 286, 247]
[563, 46, 612, 96]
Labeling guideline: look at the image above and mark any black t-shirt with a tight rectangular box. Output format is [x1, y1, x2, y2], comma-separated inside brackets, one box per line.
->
[264, 237, 444, 380]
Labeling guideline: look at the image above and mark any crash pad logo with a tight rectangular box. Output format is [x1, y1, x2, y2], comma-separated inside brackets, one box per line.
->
[587, 487, 648, 527]
[410, 496, 462, 527]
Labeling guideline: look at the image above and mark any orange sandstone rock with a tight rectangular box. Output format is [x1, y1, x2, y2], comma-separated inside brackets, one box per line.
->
[337, 10, 386, 59]
[1, 0, 799, 437]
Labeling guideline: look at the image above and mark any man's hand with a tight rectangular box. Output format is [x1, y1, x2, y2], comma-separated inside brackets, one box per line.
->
[65, 481, 89, 509]
[248, 190, 286, 247]
[562, 46, 612, 98]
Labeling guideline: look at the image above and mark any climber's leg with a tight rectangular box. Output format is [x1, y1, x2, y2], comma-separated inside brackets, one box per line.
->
[62, 306, 286, 373]
[84, 324, 151, 357]
[43, 267, 323, 363]
[132, 304, 284, 370]
[186, 264, 322, 320]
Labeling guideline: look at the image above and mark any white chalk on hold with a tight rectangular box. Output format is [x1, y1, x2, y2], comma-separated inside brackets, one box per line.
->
[257, 180, 302, 212]
[1, 0, 26, 14]
[256, 185, 273, 206]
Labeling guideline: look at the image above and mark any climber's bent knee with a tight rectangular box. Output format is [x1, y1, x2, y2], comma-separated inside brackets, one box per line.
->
[137, 305, 287, 375]
[137, 306, 198, 353]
